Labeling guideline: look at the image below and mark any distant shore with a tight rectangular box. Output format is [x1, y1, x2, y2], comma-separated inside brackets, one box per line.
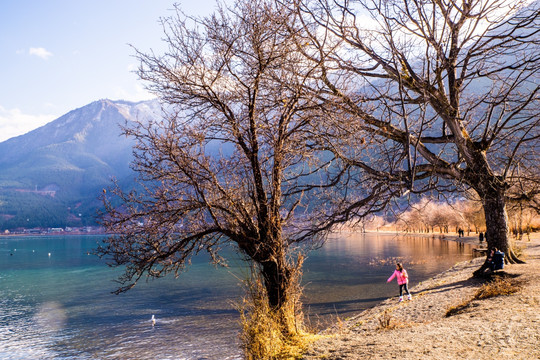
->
[0, 227, 106, 237]
[304, 233, 540, 359]
[345, 228, 527, 247]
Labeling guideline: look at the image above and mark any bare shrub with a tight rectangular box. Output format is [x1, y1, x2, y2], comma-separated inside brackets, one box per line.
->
[446, 276, 523, 317]
[238, 261, 318, 360]
[377, 310, 397, 330]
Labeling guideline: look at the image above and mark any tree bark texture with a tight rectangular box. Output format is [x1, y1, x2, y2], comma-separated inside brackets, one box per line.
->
[261, 259, 292, 310]
[482, 190, 524, 264]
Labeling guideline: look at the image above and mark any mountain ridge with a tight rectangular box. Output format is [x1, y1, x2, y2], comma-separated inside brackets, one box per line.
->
[0, 98, 161, 230]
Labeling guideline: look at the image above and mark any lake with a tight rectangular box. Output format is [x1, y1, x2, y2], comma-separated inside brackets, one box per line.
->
[0, 233, 474, 359]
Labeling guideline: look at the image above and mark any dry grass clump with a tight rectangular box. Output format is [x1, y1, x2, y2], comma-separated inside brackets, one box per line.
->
[473, 276, 523, 300]
[377, 309, 398, 330]
[238, 266, 318, 360]
[446, 275, 523, 317]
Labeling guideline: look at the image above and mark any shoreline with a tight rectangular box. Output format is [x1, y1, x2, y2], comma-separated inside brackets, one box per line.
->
[344, 229, 489, 244]
[303, 233, 540, 359]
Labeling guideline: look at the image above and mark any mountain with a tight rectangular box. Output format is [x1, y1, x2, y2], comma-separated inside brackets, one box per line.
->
[0, 99, 161, 230]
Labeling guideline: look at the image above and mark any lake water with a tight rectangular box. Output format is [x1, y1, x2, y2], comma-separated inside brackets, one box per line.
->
[0, 233, 474, 359]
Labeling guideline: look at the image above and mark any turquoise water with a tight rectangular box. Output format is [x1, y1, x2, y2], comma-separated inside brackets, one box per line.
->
[0, 233, 473, 359]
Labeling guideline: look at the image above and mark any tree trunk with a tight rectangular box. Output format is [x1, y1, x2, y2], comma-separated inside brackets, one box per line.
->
[474, 188, 524, 277]
[482, 189, 523, 263]
[261, 259, 292, 310]
[239, 233, 295, 313]
[260, 256, 301, 337]
[483, 190, 508, 252]
[518, 203, 524, 240]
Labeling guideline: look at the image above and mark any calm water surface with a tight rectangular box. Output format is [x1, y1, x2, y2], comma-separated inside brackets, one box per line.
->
[0, 233, 473, 359]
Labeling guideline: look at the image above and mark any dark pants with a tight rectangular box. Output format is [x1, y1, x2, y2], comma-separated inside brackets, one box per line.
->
[399, 283, 410, 296]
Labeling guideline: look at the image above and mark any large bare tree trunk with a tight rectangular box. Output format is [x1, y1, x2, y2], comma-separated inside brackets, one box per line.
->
[474, 184, 525, 276]
[261, 259, 292, 310]
[239, 237, 295, 313]
[483, 190, 509, 252]
[482, 189, 524, 264]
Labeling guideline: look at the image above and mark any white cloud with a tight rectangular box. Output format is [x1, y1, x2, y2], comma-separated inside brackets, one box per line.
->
[113, 83, 154, 102]
[0, 105, 56, 142]
[29, 47, 53, 60]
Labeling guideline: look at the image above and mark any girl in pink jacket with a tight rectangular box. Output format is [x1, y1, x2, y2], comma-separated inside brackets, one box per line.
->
[387, 262, 412, 302]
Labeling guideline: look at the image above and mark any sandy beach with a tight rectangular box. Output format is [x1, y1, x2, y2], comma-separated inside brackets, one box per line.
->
[303, 233, 540, 360]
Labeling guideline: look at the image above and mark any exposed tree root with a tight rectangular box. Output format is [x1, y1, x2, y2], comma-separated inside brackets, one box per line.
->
[506, 248, 526, 264]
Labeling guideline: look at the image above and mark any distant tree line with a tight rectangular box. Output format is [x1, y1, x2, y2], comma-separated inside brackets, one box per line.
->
[0, 190, 97, 230]
[343, 197, 539, 239]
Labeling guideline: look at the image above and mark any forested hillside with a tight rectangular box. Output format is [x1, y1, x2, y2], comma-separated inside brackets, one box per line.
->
[0, 99, 160, 230]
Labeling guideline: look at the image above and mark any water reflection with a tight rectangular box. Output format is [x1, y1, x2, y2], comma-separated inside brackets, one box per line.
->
[0, 233, 473, 359]
[301, 233, 473, 325]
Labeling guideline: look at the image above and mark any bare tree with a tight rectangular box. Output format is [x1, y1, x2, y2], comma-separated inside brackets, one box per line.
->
[506, 165, 540, 238]
[295, 0, 540, 267]
[397, 200, 427, 233]
[461, 198, 486, 234]
[97, 0, 384, 340]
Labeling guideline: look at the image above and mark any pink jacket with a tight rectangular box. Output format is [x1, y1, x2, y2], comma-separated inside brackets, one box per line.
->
[387, 269, 408, 285]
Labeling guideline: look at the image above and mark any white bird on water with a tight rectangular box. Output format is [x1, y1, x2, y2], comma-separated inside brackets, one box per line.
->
[151, 315, 156, 327]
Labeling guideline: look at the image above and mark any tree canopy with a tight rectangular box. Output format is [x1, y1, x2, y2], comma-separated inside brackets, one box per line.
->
[97, 0, 385, 309]
[294, 0, 540, 263]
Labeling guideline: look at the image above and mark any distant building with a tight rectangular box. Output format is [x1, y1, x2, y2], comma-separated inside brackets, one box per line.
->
[24, 228, 43, 234]
[14, 185, 56, 197]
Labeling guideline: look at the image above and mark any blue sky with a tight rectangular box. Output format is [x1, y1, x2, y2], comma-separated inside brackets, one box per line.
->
[0, 0, 221, 142]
